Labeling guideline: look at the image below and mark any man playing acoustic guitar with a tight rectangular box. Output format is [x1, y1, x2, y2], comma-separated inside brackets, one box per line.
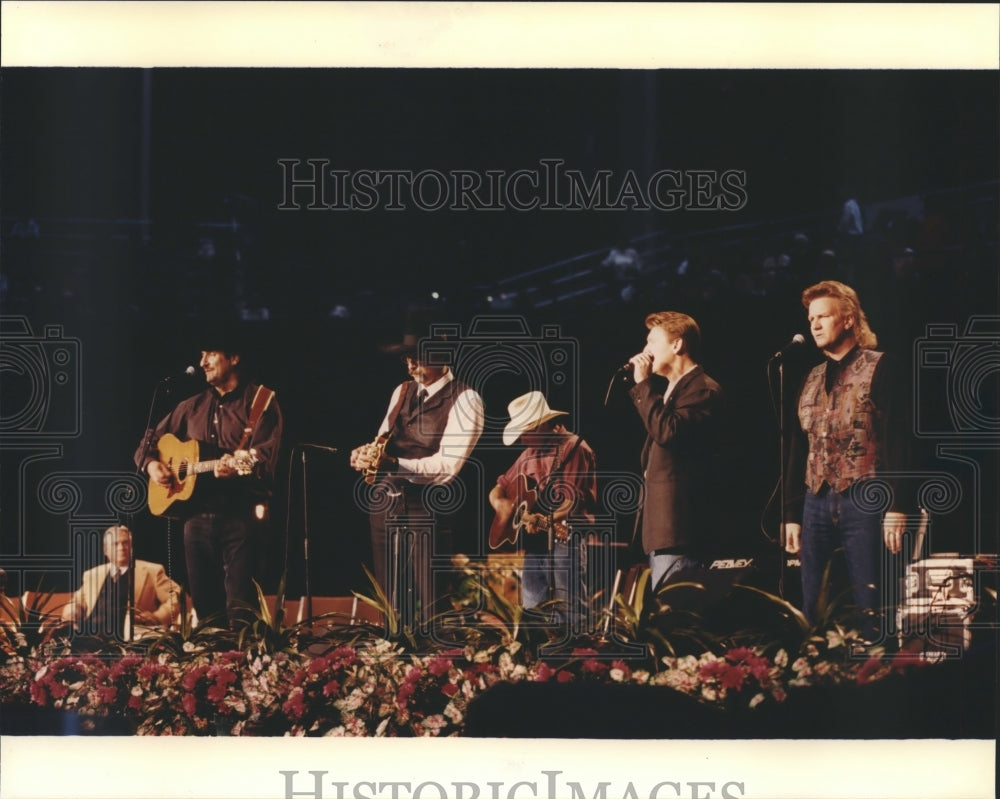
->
[489, 391, 597, 634]
[135, 329, 283, 630]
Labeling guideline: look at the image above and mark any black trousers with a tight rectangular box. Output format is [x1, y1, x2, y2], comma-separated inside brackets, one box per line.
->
[369, 480, 454, 630]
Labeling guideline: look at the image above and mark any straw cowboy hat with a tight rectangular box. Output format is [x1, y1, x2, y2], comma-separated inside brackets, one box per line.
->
[502, 391, 568, 446]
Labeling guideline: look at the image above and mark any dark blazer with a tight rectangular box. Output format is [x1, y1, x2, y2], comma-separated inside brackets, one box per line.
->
[629, 366, 724, 556]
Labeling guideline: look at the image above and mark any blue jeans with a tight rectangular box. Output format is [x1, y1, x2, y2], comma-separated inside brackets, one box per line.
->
[801, 487, 882, 637]
[521, 539, 587, 634]
[648, 551, 699, 594]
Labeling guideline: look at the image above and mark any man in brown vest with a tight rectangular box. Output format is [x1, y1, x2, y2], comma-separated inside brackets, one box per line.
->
[783, 280, 908, 640]
[351, 325, 484, 627]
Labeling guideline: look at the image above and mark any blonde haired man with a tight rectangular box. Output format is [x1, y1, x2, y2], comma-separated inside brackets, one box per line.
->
[784, 280, 908, 640]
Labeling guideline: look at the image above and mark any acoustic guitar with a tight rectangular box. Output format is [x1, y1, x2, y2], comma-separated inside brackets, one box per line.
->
[488, 473, 570, 550]
[147, 433, 258, 516]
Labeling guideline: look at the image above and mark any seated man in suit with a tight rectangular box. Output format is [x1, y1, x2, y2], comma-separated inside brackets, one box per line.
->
[63, 525, 180, 637]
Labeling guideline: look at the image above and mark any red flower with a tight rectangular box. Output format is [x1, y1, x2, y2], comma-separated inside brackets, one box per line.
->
[556, 670, 574, 683]
[699, 660, 728, 680]
[49, 681, 68, 699]
[322, 679, 341, 698]
[533, 662, 555, 682]
[726, 647, 755, 664]
[718, 665, 747, 691]
[281, 688, 307, 720]
[572, 647, 600, 657]
[746, 657, 772, 683]
[182, 665, 209, 692]
[98, 686, 119, 704]
[581, 659, 608, 676]
[428, 657, 453, 678]
[182, 693, 197, 716]
[856, 657, 884, 685]
[441, 682, 459, 697]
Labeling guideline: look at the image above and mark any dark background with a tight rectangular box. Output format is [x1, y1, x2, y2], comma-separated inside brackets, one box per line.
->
[1, 68, 997, 604]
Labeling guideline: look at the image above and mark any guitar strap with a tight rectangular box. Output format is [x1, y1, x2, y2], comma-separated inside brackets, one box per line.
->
[237, 385, 276, 451]
[385, 381, 414, 433]
[539, 434, 585, 495]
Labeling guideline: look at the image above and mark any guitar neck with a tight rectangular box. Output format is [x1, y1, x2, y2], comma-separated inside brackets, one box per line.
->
[188, 459, 224, 476]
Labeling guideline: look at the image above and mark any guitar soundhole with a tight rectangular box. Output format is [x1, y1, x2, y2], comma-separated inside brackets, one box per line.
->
[177, 462, 188, 481]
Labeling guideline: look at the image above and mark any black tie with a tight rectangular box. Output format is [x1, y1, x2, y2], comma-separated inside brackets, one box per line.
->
[417, 388, 428, 407]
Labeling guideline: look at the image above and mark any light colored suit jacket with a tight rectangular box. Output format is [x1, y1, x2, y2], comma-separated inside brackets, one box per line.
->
[64, 560, 180, 632]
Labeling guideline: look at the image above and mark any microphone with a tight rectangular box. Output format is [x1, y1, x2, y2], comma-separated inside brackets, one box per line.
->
[162, 365, 198, 383]
[772, 334, 806, 359]
[298, 443, 339, 455]
[616, 362, 633, 375]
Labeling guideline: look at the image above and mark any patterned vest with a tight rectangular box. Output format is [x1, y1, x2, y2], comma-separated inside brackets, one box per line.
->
[388, 378, 468, 460]
[798, 349, 884, 494]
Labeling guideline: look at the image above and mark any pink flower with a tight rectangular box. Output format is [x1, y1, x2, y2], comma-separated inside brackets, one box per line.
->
[581, 659, 608, 676]
[441, 682, 459, 698]
[556, 670, 574, 683]
[718, 665, 747, 692]
[726, 647, 755, 663]
[428, 657, 453, 678]
[281, 688, 307, 720]
[746, 657, 772, 683]
[182, 693, 197, 716]
[322, 679, 341, 698]
[533, 662, 555, 682]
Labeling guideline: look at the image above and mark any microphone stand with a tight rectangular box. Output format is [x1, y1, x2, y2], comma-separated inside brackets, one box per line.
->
[131, 379, 169, 643]
[300, 448, 313, 622]
[773, 355, 789, 600]
[293, 443, 340, 622]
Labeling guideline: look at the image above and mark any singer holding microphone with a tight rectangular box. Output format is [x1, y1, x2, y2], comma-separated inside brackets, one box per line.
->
[782, 280, 909, 643]
[626, 311, 724, 592]
[134, 327, 283, 630]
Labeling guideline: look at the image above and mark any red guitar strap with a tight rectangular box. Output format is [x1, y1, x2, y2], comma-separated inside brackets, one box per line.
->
[237, 385, 276, 450]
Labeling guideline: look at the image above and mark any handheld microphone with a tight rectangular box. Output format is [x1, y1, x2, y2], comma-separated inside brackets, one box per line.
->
[772, 334, 806, 359]
[161, 365, 198, 383]
[616, 362, 633, 375]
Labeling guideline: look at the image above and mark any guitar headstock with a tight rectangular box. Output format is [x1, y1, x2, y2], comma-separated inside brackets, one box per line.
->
[233, 448, 259, 475]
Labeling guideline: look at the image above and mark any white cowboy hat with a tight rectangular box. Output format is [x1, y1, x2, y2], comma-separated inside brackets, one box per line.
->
[502, 391, 568, 446]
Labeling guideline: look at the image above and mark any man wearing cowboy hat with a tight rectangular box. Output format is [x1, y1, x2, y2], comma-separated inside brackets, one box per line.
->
[136, 324, 283, 630]
[350, 317, 484, 627]
[489, 391, 597, 633]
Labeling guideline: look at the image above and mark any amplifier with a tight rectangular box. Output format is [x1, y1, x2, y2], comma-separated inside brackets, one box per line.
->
[896, 554, 997, 658]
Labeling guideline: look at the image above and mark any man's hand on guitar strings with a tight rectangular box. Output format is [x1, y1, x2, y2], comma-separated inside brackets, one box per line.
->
[147, 460, 175, 488]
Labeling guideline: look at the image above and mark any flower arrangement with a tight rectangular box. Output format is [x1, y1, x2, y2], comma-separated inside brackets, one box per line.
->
[0, 566, 951, 736]
[0, 626, 929, 736]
